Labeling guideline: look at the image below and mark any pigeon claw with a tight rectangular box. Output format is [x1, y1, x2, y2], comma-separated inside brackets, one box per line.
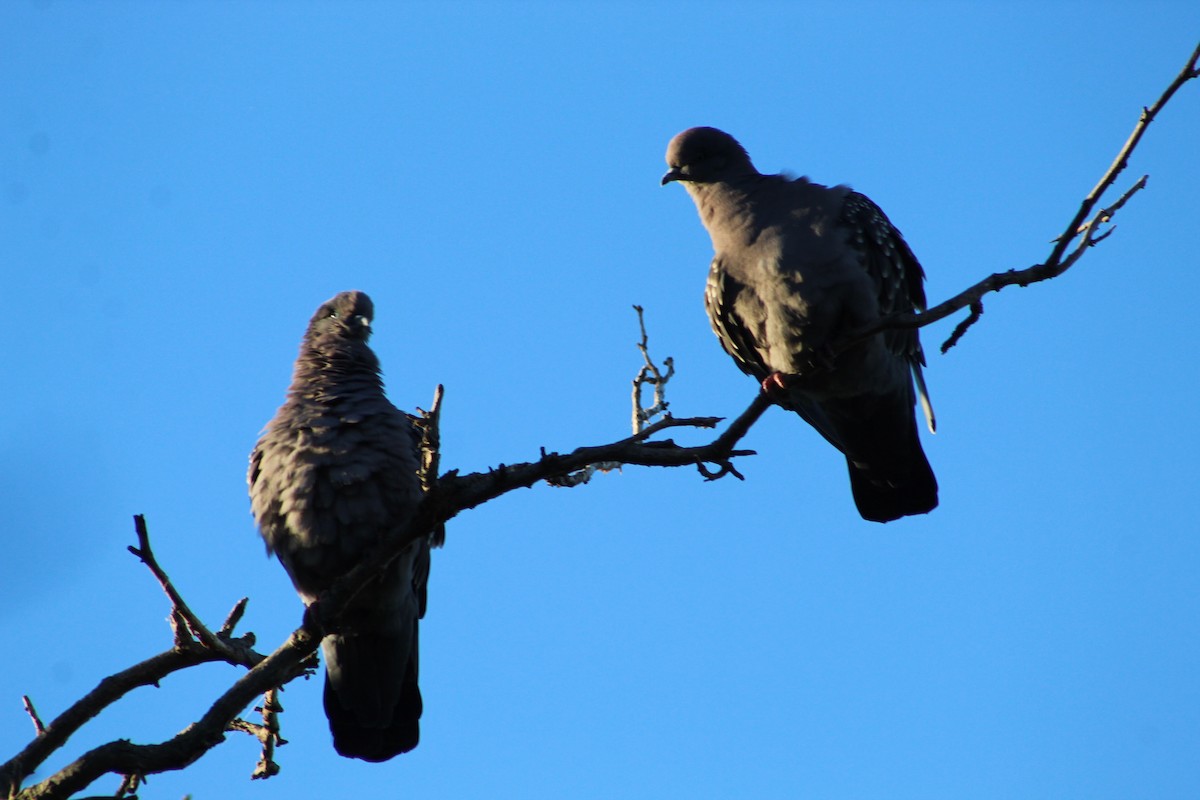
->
[761, 371, 791, 398]
[303, 595, 330, 637]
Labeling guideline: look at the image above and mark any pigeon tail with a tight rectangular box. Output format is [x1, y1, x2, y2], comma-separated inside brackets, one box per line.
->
[322, 625, 422, 761]
[783, 388, 938, 523]
[845, 445, 938, 523]
[828, 393, 938, 523]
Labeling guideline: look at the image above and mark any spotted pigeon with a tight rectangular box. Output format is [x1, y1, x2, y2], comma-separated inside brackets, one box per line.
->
[662, 127, 938, 522]
[249, 290, 437, 760]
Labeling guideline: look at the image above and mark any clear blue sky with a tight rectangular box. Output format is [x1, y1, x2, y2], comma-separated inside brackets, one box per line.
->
[3, 3, 1198, 798]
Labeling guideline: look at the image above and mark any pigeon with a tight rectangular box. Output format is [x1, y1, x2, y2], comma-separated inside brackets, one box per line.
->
[662, 126, 937, 522]
[249, 290, 436, 760]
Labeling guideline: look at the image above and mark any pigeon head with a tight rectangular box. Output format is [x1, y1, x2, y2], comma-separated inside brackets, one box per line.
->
[307, 290, 375, 345]
[662, 127, 755, 186]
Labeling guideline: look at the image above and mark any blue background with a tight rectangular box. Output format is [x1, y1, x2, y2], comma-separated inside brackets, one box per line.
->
[3, 3, 1198, 798]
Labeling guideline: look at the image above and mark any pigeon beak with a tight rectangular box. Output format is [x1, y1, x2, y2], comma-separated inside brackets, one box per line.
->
[661, 167, 684, 186]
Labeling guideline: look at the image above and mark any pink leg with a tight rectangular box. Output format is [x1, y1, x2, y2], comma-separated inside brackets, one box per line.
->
[761, 371, 790, 397]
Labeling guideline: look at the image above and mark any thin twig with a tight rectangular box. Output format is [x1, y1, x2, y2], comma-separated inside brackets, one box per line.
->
[227, 689, 283, 780]
[20, 698, 45, 736]
[218, 598, 250, 639]
[631, 305, 675, 433]
[940, 301, 983, 355]
[115, 772, 139, 797]
[416, 385, 446, 548]
[843, 43, 1199, 352]
[544, 459, 624, 487]
[253, 688, 283, 780]
[631, 414, 724, 443]
[127, 517, 230, 657]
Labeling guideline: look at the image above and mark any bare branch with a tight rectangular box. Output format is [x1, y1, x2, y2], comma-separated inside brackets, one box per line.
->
[252, 688, 284, 780]
[844, 43, 1199, 352]
[217, 598, 250, 640]
[1056, 41, 1200, 252]
[227, 689, 284, 780]
[3, 644, 243, 796]
[1, 522, 276, 800]
[20, 698, 45, 737]
[441, 411, 759, 509]
[10, 625, 320, 800]
[631, 413, 725, 442]
[631, 305, 676, 433]
[127, 516, 255, 667]
[696, 460, 746, 481]
[940, 301, 983, 355]
[115, 772, 139, 797]
[415, 384, 446, 548]
[543, 458, 624, 487]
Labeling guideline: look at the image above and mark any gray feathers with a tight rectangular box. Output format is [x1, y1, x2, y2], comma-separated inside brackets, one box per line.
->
[840, 191, 937, 435]
[249, 290, 431, 760]
[664, 127, 938, 522]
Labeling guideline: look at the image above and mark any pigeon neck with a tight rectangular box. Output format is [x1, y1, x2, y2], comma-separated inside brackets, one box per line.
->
[291, 341, 383, 395]
[688, 178, 764, 247]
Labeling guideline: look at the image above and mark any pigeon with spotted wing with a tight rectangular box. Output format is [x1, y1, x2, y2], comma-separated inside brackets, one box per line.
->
[249, 290, 436, 760]
[663, 127, 937, 522]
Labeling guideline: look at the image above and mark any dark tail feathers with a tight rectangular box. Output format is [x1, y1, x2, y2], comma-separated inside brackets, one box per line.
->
[322, 627, 422, 762]
[837, 391, 938, 522]
[787, 387, 938, 523]
[846, 443, 938, 523]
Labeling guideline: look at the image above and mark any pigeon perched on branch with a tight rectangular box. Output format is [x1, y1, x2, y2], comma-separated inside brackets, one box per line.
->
[249, 290, 435, 760]
[663, 127, 937, 522]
